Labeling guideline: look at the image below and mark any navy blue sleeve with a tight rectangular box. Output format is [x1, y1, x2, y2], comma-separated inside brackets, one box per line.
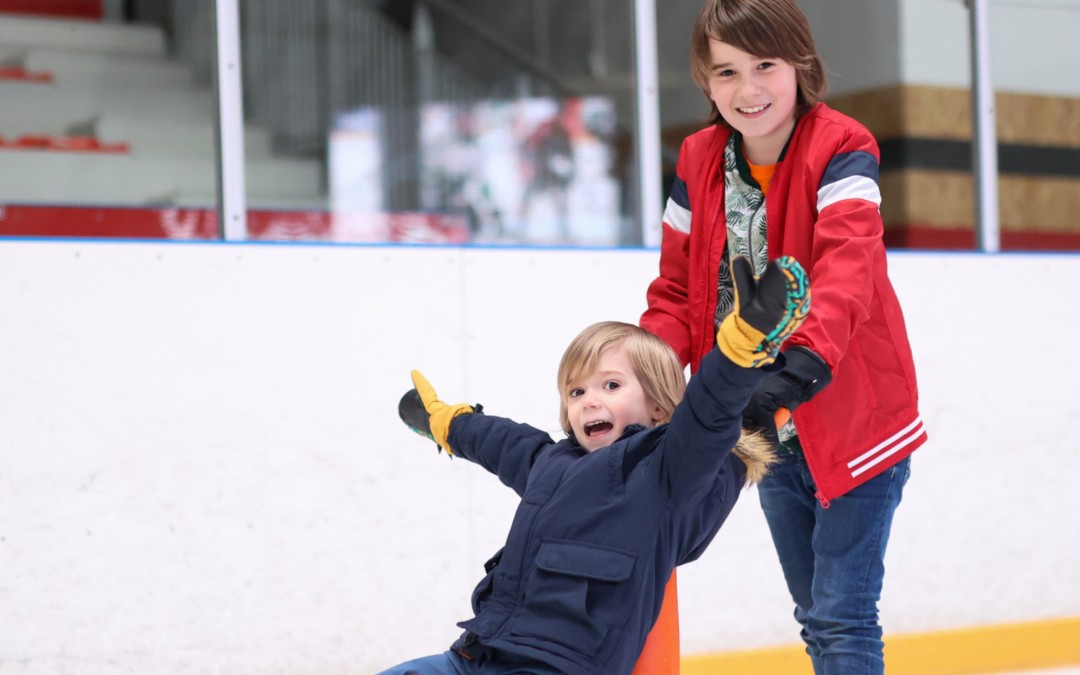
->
[447, 413, 556, 497]
[651, 346, 777, 509]
[678, 453, 747, 564]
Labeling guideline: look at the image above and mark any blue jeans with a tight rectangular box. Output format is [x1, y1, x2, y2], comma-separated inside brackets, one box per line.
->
[375, 650, 562, 675]
[375, 652, 468, 675]
[758, 450, 910, 675]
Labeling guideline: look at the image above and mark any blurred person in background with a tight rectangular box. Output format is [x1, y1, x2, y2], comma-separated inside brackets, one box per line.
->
[518, 100, 577, 243]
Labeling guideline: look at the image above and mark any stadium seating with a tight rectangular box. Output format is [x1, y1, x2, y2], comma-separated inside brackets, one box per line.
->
[0, 11, 324, 211]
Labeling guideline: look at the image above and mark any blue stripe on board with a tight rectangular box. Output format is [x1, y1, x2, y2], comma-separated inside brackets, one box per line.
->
[0, 236, 662, 252]
[4, 236, 1080, 257]
[821, 151, 879, 188]
[669, 174, 690, 210]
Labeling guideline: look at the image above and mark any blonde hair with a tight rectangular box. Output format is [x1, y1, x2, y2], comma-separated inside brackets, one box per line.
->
[690, 0, 828, 128]
[557, 322, 776, 483]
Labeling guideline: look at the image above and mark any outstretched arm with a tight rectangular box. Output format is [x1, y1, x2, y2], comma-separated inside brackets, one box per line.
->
[654, 256, 809, 507]
[398, 370, 554, 497]
[448, 413, 555, 497]
[657, 346, 774, 508]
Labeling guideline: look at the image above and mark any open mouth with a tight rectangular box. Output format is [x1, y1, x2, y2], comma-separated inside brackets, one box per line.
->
[584, 420, 614, 437]
[736, 103, 770, 115]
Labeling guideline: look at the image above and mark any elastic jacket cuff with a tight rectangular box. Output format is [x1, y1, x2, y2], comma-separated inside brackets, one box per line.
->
[780, 346, 833, 405]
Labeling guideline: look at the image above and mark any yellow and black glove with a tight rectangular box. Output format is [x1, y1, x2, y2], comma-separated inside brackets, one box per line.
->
[717, 255, 811, 368]
[398, 370, 478, 456]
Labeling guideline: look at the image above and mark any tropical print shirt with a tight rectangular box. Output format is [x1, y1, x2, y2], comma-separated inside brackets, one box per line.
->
[714, 133, 769, 330]
[715, 132, 798, 444]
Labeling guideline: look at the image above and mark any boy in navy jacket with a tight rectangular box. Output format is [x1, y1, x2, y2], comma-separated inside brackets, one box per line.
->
[381, 255, 809, 675]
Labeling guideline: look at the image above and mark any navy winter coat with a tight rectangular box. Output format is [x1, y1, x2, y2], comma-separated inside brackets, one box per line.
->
[446, 346, 776, 675]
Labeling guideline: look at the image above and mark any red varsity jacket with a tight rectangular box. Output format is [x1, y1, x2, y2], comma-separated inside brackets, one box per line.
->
[641, 103, 926, 504]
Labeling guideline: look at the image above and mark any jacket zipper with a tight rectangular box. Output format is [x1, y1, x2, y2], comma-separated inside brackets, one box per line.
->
[799, 429, 831, 508]
[734, 141, 829, 508]
[752, 138, 828, 506]
[701, 162, 726, 368]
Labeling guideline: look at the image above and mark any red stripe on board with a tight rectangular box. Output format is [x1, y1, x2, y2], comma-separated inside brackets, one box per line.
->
[0, 208, 1074, 250]
[0, 0, 102, 19]
[0, 67, 53, 83]
[0, 205, 470, 243]
[0, 205, 215, 239]
[885, 225, 1080, 252]
[0, 135, 130, 154]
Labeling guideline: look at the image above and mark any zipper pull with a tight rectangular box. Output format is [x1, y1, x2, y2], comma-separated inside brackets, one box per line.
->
[815, 491, 831, 509]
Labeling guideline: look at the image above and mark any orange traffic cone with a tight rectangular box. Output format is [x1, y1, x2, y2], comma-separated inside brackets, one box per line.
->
[632, 411, 790, 675]
[632, 569, 680, 675]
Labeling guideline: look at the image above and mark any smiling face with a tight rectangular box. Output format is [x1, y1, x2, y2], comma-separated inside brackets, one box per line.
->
[565, 345, 663, 453]
[707, 38, 799, 166]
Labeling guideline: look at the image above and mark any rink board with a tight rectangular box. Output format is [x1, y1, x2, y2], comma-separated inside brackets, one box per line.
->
[0, 240, 1077, 674]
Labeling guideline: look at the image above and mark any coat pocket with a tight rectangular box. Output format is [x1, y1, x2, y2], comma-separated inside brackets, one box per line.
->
[510, 539, 636, 656]
[470, 548, 504, 615]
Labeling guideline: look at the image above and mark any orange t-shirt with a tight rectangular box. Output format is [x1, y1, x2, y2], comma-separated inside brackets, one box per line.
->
[745, 156, 776, 197]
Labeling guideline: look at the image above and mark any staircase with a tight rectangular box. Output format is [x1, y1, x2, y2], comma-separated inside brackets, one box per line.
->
[0, 12, 324, 210]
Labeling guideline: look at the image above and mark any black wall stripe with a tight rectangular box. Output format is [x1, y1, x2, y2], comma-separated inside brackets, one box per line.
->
[878, 139, 1080, 177]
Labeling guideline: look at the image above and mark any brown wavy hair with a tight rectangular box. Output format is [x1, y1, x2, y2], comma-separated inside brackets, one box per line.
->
[690, 0, 828, 127]
[557, 322, 776, 483]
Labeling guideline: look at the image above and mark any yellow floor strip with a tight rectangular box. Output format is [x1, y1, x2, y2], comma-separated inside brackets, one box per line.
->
[682, 642, 813, 675]
[682, 616, 1080, 675]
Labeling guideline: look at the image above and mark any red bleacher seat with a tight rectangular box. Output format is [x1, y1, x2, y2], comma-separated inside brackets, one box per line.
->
[0, 0, 102, 19]
[0, 134, 129, 154]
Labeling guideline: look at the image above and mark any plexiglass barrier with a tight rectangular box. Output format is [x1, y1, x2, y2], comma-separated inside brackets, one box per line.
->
[237, 0, 642, 246]
[0, 3, 219, 237]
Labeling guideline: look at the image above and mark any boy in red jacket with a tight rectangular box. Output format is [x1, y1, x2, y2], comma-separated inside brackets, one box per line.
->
[641, 1, 925, 673]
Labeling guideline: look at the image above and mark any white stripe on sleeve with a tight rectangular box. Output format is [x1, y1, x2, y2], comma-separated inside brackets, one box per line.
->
[817, 175, 882, 212]
[662, 198, 692, 234]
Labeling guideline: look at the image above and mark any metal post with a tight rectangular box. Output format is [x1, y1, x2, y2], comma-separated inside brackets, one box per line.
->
[633, 0, 662, 248]
[588, 0, 607, 80]
[534, 0, 550, 68]
[214, 0, 248, 241]
[103, 0, 124, 22]
[414, 1, 436, 104]
[411, 1, 435, 210]
[968, 0, 999, 252]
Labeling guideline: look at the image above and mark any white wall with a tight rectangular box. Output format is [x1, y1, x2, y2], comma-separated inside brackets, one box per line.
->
[802, 0, 1080, 97]
[801, 0, 903, 97]
[899, 0, 1080, 96]
[1, 241, 1078, 674]
[627, 0, 1080, 130]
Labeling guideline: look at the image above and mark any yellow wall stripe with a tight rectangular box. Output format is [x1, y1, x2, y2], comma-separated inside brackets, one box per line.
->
[682, 616, 1080, 675]
[827, 85, 1080, 147]
[879, 170, 1080, 231]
